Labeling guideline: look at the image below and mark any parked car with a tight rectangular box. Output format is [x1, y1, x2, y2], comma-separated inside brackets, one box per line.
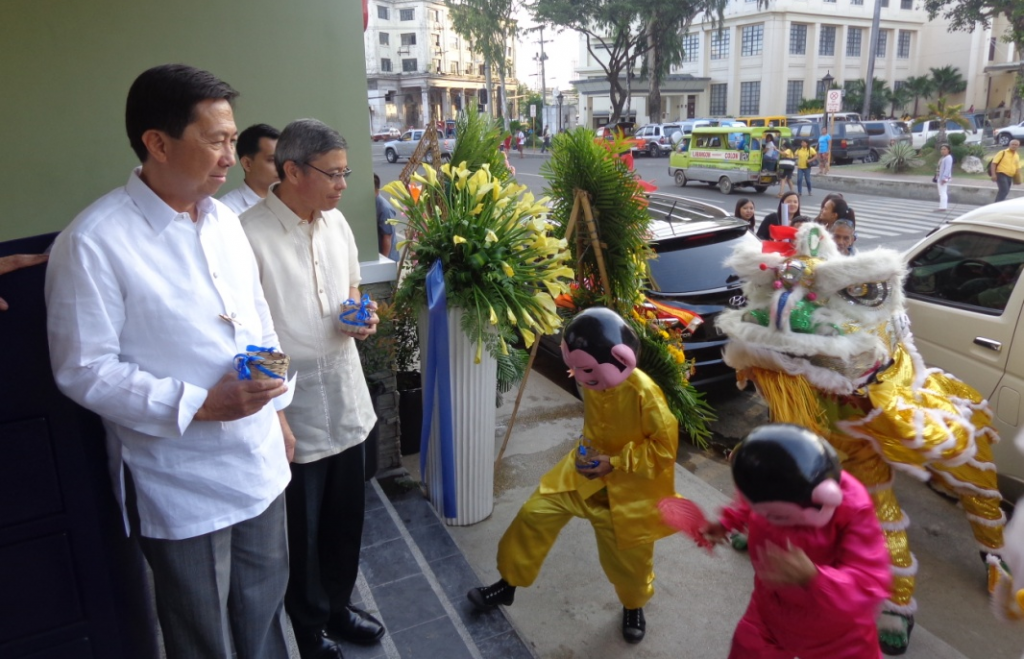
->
[540, 193, 757, 389]
[383, 128, 455, 163]
[679, 118, 746, 134]
[787, 120, 870, 164]
[903, 198, 1024, 502]
[909, 119, 973, 149]
[632, 123, 684, 157]
[371, 127, 401, 142]
[786, 112, 862, 124]
[862, 120, 912, 162]
[967, 112, 995, 146]
[995, 121, 1024, 147]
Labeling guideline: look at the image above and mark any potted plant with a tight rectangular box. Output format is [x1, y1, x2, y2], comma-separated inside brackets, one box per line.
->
[383, 109, 573, 525]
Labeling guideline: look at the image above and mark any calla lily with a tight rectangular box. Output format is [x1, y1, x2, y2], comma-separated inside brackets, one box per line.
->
[453, 235, 467, 245]
[488, 304, 498, 325]
[501, 261, 514, 277]
[485, 229, 498, 243]
[520, 327, 536, 348]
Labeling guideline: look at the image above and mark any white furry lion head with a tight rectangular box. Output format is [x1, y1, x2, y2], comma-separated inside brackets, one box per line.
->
[718, 223, 908, 394]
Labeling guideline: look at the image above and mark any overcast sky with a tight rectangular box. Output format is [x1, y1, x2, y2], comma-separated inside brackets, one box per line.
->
[514, 9, 579, 94]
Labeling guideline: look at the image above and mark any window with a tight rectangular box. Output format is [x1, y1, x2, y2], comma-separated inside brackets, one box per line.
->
[710, 29, 730, 60]
[450, 62, 459, 75]
[402, 58, 418, 72]
[682, 33, 700, 63]
[432, 34, 441, 47]
[380, 58, 393, 72]
[894, 79, 907, 93]
[741, 24, 764, 56]
[847, 27, 862, 56]
[900, 0, 912, 7]
[851, 0, 863, 5]
[790, 24, 807, 55]
[401, 33, 416, 46]
[740, 81, 761, 115]
[906, 232, 1024, 314]
[880, 0, 888, 6]
[709, 83, 728, 115]
[786, 80, 803, 114]
[819, 26, 836, 56]
[400, 8, 414, 20]
[876, 30, 888, 58]
[990, 37, 997, 62]
[479, 64, 486, 76]
[379, 32, 390, 46]
[433, 59, 442, 73]
[897, 30, 911, 58]
[429, 8, 440, 21]
[377, 5, 389, 20]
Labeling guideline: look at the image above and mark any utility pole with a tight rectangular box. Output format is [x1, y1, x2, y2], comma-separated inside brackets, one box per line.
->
[527, 25, 552, 131]
[863, 0, 882, 119]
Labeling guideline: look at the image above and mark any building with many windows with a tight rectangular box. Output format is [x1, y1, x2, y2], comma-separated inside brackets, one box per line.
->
[572, 0, 1019, 127]
[364, 1, 517, 131]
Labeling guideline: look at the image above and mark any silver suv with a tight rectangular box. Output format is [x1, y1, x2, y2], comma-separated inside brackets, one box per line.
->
[862, 120, 912, 162]
[633, 123, 684, 157]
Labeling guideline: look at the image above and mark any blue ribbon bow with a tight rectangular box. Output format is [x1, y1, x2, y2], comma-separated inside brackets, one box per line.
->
[420, 261, 457, 518]
[234, 345, 285, 380]
[339, 294, 374, 327]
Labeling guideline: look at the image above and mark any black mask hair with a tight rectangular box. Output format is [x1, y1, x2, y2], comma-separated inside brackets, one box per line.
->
[732, 424, 841, 508]
[562, 307, 640, 372]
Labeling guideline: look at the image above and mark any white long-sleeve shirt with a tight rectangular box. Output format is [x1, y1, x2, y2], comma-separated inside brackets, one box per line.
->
[219, 181, 262, 215]
[45, 169, 291, 540]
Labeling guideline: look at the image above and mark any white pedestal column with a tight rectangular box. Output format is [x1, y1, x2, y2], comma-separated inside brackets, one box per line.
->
[419, 307, 496, 526]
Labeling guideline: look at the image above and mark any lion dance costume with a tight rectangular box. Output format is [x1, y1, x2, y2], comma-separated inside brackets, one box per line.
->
[717, 223, 1005, 654]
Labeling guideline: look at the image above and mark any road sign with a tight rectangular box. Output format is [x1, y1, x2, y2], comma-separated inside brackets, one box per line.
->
[530, 104, 537, 118]
[826, 89, 843, 113]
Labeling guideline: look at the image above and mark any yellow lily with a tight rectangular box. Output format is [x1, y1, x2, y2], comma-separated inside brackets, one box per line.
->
[500, 261, 514, 277]
[488, 304, 498, 325]
[453, 235, 467, 245]
[485, 229, 498, 243]
[520, 326, 536, 348]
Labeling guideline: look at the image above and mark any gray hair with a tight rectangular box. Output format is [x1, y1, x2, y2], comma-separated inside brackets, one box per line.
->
[275, 118, 348, 178]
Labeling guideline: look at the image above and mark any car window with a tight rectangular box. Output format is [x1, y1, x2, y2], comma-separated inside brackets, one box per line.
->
[906, 231, 1024, 314]
[947, 120, 965, 131]
[864, 122, 885, 136]
[892, 122, 910, 135]
[648, 228, 751, 293]
[843, 124, 867, 137]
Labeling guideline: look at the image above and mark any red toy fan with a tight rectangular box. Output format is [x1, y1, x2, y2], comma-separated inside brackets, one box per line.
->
[659, 498, 714, 553]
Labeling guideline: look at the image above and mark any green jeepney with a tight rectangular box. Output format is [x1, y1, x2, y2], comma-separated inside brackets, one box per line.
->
[668, 126, 792, 195]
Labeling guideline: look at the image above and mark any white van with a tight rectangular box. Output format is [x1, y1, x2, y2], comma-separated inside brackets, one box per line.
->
[909, 119, 981, 149]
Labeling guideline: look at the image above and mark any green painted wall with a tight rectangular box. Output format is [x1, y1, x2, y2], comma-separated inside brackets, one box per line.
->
[1, 0, 375, 257]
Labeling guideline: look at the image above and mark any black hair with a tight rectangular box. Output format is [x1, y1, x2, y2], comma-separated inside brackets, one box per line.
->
[777, 191, 800, 218]
[126, 64, 238, 162]
[563, 308, 640, 372]
[826, 197, 852, 223]
[374, 173, 381, 189]
[734, 198, 755, 230]
[732, 424, 841, 507]
[236, 123, 280, 160]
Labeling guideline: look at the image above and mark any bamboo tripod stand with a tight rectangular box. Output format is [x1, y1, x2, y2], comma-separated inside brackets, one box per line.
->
[395, 129, 443, 275]
[494, 189, 613, 466]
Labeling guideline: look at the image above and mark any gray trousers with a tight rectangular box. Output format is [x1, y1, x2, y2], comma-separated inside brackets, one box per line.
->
[139, 493, 290, 659]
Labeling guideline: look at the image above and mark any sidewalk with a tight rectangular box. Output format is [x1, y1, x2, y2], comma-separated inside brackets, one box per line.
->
[383, 372, 981, 659]
[817, 166, 1024, 206]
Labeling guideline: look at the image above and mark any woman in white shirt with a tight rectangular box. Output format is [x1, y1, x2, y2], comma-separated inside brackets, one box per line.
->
[936, 143, 953, 211]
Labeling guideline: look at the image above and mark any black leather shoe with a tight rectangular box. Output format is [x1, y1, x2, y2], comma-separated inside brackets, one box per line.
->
[467, 579, 516, 611]
[295, 628, 345, 659]
[622, 607, 646, 644]
[326, 605, 385, 646]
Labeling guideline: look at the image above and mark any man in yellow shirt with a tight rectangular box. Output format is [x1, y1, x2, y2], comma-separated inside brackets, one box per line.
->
[990, 139, 1021, 203]
[796, 139, 817, 197]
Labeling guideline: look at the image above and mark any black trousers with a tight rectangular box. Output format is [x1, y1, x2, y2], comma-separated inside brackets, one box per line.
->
[996, 173, 1013, 203]
[284, 442, 366, 633]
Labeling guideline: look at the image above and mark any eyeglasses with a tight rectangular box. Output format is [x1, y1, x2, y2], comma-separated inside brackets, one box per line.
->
[303, 162, 352, 183]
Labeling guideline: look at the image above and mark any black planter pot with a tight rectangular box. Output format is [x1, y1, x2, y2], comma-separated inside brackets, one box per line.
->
[397, 371, 423, 456]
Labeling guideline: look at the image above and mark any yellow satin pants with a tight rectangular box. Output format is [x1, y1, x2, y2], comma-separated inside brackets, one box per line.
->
[496, 488, 656, 609]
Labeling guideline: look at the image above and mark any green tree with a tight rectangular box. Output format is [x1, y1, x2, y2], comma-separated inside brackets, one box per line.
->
[926, 96, 970, 144]
[890, 85, 912, 118]
[842, 78, 891, 118]
[447, 0, 519, 128]
[929, 65, 968, 99]
[904, 75, 936, 117]
[923, 0, 1024, 122]
[531, 0, 650, 124]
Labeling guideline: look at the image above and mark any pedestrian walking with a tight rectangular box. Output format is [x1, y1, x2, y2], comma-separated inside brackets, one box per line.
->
[795, 140, 817, 197]
[935, 144, 953, 211]
[541, 127, 551, 154]
[516, 129, 525, 159]
[777, 140, 796, 197]
[990, 139, 1021, 203]
[817, 131, 831, 175]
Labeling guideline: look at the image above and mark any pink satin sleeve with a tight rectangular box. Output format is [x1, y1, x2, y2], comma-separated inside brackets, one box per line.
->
[719, 494, 751, 534]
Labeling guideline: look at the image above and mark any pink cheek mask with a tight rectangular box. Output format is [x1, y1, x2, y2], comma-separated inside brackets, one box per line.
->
[747, 478, 843, 528]
[560, 344, 637, 391]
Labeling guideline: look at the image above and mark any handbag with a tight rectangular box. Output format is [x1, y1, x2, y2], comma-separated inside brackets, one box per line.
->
[932, 175, 938, 183]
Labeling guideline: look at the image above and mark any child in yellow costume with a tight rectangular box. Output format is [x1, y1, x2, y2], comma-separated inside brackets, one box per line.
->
[717, 223, 1005, 656]
[467, 307, 679, 644]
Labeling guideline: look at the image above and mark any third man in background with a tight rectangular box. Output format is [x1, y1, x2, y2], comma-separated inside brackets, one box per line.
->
[220, 123, 280, 214]
[990, 139, 1021, 204]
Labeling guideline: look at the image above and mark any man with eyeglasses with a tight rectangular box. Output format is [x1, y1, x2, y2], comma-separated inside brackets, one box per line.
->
[240, 118, 382, 659]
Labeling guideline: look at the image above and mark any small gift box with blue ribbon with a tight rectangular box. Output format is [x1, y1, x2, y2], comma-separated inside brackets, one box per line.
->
[339, 293, 374, 329]
[234, 345, 289, 381]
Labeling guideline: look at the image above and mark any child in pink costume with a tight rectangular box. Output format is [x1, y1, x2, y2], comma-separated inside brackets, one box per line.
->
[707, 424, 892, 659]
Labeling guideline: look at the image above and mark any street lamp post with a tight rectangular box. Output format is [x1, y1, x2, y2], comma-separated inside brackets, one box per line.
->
[557, 92, 564, 132]
[821, 70, 834, 174]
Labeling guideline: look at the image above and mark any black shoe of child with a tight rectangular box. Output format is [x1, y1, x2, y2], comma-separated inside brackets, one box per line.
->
[467, 579, 516, 611]
[622, 607, 646, 643]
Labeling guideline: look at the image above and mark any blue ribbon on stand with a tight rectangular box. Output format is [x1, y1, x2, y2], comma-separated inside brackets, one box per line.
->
[420, 261, 457, 518]
[234, 345, 285, 380]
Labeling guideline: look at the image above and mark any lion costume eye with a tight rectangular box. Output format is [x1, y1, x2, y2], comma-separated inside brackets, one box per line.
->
[839, 282, 889, 307]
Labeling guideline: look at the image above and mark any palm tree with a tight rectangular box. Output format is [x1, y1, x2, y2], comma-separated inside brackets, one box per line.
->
[890, 85, 912, 118]
[929, 66, 967, 100]
[841, 78, 891, 118]
[926, 97, 970, 144]
[904, 75, 935, 118]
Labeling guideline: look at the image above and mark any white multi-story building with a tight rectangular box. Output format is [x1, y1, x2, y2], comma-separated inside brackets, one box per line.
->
[572, 0, 1019, 127]
[364, 1, 517, 131]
